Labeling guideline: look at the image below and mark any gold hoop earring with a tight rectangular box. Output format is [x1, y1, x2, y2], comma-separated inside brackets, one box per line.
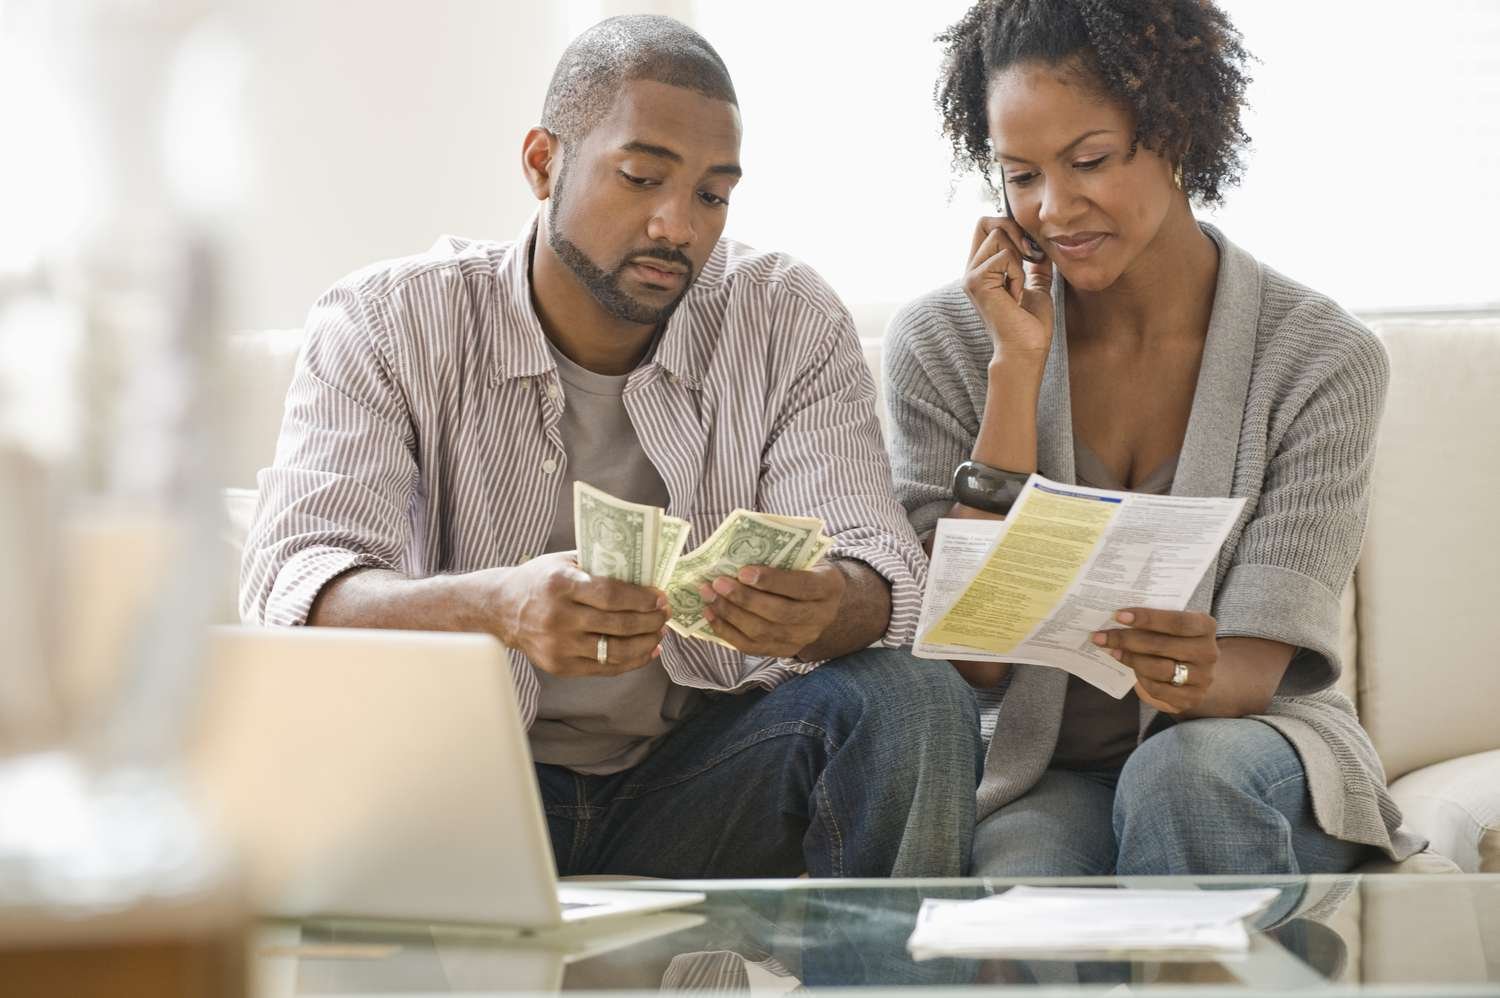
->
[1173, 162, 1185, 191]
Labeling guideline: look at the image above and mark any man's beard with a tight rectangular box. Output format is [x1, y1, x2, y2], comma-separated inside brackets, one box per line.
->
[546, 168, 696, 326]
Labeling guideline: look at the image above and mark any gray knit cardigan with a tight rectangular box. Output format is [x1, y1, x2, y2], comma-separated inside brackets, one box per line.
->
[883, 224, 1423, 860]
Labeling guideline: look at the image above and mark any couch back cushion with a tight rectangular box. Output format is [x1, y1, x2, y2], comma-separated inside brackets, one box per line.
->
[1357, 319, 1500, 780]
[219, 325, 1365, 688]
[1336, 579, 1359, 703]
[223, 329, 305, 490]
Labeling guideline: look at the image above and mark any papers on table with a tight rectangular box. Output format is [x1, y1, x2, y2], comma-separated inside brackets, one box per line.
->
[914, 474, 1245, 698]
[907, 887, 1280, 961]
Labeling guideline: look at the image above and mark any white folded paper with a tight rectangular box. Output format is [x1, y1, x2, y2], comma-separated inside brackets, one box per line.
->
[914, 474, 1246, 698]
[907, 886, 1281, 961]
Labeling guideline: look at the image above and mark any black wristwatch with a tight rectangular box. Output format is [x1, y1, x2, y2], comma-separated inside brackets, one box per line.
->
[952, 460, 1030, 515]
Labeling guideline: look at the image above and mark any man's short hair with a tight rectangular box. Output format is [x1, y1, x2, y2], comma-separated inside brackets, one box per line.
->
[540, 15, 738, 147]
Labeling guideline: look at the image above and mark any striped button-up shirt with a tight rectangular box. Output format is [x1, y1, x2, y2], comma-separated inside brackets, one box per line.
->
[241, 222, 926, 725]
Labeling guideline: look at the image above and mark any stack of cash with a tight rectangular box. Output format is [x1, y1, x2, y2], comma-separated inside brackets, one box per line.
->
[573, 481, 691, 591]
[573, 482, 834, 648]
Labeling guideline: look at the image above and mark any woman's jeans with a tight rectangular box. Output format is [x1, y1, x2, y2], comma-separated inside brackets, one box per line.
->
[535, 648, 983, 879]
[973, 716, 1374, 877]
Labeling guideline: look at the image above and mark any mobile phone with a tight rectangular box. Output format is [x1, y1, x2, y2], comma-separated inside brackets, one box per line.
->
[999, 173, 1048, 263]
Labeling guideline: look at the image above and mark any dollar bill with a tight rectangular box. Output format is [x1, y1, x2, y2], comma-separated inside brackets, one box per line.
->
[653, 514, 692, 590]
[669, 530, 837, 648]
[804, 533, 836, 567]
[664, 509, 820, 638]
[573, 482, 837, 650]
[758, 512, 828, 569]
[573, 481, 659, 584]
[683, 529, 836, 646]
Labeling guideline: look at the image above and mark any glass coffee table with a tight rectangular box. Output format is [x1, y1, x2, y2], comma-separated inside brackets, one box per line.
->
[253, 875, 1500, 996]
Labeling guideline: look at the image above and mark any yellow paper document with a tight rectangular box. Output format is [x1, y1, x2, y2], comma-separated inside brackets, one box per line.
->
[925, 484, 1121, 653]
[914, 475, 1246, 697]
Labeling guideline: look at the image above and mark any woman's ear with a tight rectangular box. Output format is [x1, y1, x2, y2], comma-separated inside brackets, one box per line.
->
[521, 127, 561, 202]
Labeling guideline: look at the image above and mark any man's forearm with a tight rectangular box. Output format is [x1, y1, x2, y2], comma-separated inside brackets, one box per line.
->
[308, 566, 491, 635]
[315, 559, 891, 664]
[797, 559, 892, 662]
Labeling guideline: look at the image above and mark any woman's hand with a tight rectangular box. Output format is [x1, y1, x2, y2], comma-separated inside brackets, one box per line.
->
[1091, 608, 1218, 714]
[964, 215, 1056, 362]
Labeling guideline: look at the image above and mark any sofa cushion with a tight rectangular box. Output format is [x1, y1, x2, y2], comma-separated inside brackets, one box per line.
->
[1388, 750, 1500, 874]
[1357, 319, 1500, 780]
[1355, 848, 1462, 875]
[1335, 579, 1358, 703]
[223, 329, 305, 490]
[224, 487, 259, 553]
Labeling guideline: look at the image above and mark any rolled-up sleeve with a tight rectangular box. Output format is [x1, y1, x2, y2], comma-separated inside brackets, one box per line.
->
[1213, 333, 1390, 695]
[239, 285, 419, 626]
[756, 303, 926, 649]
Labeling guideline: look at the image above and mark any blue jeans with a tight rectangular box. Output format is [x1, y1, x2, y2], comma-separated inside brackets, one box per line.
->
[973, 717, 1374, 877]
[534, 648, 983, 878]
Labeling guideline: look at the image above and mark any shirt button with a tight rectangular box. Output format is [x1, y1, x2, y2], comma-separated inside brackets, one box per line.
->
[541, 457, 558, 474]
[545, 382, 560, 400]
[667, 373, 681, 386]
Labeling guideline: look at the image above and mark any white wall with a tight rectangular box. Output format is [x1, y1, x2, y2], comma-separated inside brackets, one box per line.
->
[701, 0, 1500, 316]
[225, 0, 701, 331]
[696, 0, 983, 323]
[39, 0, 1491, 330]
[224, 1, 567, 330]
[1205, 0, 1500, 313]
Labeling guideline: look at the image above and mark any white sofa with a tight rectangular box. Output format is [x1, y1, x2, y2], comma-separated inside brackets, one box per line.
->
[217, 314, 1500, 875]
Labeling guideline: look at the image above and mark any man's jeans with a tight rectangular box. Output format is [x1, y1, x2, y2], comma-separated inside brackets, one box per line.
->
[974, 717, 1374, 877]
[534, 648, 982, 878]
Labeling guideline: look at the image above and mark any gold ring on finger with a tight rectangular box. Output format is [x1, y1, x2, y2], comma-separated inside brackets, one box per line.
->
[1171, 661, 1189, 687]
[596, 634, 609, 666]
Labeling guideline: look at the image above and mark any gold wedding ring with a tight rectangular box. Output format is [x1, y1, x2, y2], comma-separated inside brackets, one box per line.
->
[1171, 661, 1190, 687]
[596, 634, 609, 666]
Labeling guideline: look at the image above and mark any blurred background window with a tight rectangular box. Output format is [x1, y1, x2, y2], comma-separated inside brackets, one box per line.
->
[700, 0, 1500, 317]
[5, 0, 1495, 333]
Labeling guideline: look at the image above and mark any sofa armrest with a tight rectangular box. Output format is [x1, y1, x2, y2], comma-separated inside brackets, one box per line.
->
[1387, 749, 1500, 873]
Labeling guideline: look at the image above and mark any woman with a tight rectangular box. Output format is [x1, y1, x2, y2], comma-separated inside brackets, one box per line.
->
[884, 0, 1424, 875]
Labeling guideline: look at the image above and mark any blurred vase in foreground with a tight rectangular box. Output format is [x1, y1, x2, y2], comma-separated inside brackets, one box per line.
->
[0, 1, 248, 993]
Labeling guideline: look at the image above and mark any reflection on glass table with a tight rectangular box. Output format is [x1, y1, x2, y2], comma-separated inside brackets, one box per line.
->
[252, 874, 1500, 996]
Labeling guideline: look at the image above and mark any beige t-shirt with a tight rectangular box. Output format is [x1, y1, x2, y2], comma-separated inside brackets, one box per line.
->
[527, 341, 701, 775]
[1049, 440, 1179, 770]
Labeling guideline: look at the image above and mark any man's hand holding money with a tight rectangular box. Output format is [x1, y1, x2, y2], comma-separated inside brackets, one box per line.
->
[571, 482, 863, 661]
[698, 562, 847, 659]
[493, 551, 670, 677]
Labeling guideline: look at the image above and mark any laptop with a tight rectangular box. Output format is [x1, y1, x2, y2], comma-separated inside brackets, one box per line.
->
[189, 625, 704, 930]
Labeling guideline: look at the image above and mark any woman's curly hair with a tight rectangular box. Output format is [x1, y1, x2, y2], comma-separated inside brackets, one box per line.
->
[936, 0, 1254, 207]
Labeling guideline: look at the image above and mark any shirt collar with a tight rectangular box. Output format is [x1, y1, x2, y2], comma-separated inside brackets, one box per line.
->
[493, 212, 722, 389]
[492, 216, 559, 382]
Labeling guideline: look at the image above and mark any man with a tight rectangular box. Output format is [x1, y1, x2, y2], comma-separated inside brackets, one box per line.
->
[242, 15, 979, 878]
